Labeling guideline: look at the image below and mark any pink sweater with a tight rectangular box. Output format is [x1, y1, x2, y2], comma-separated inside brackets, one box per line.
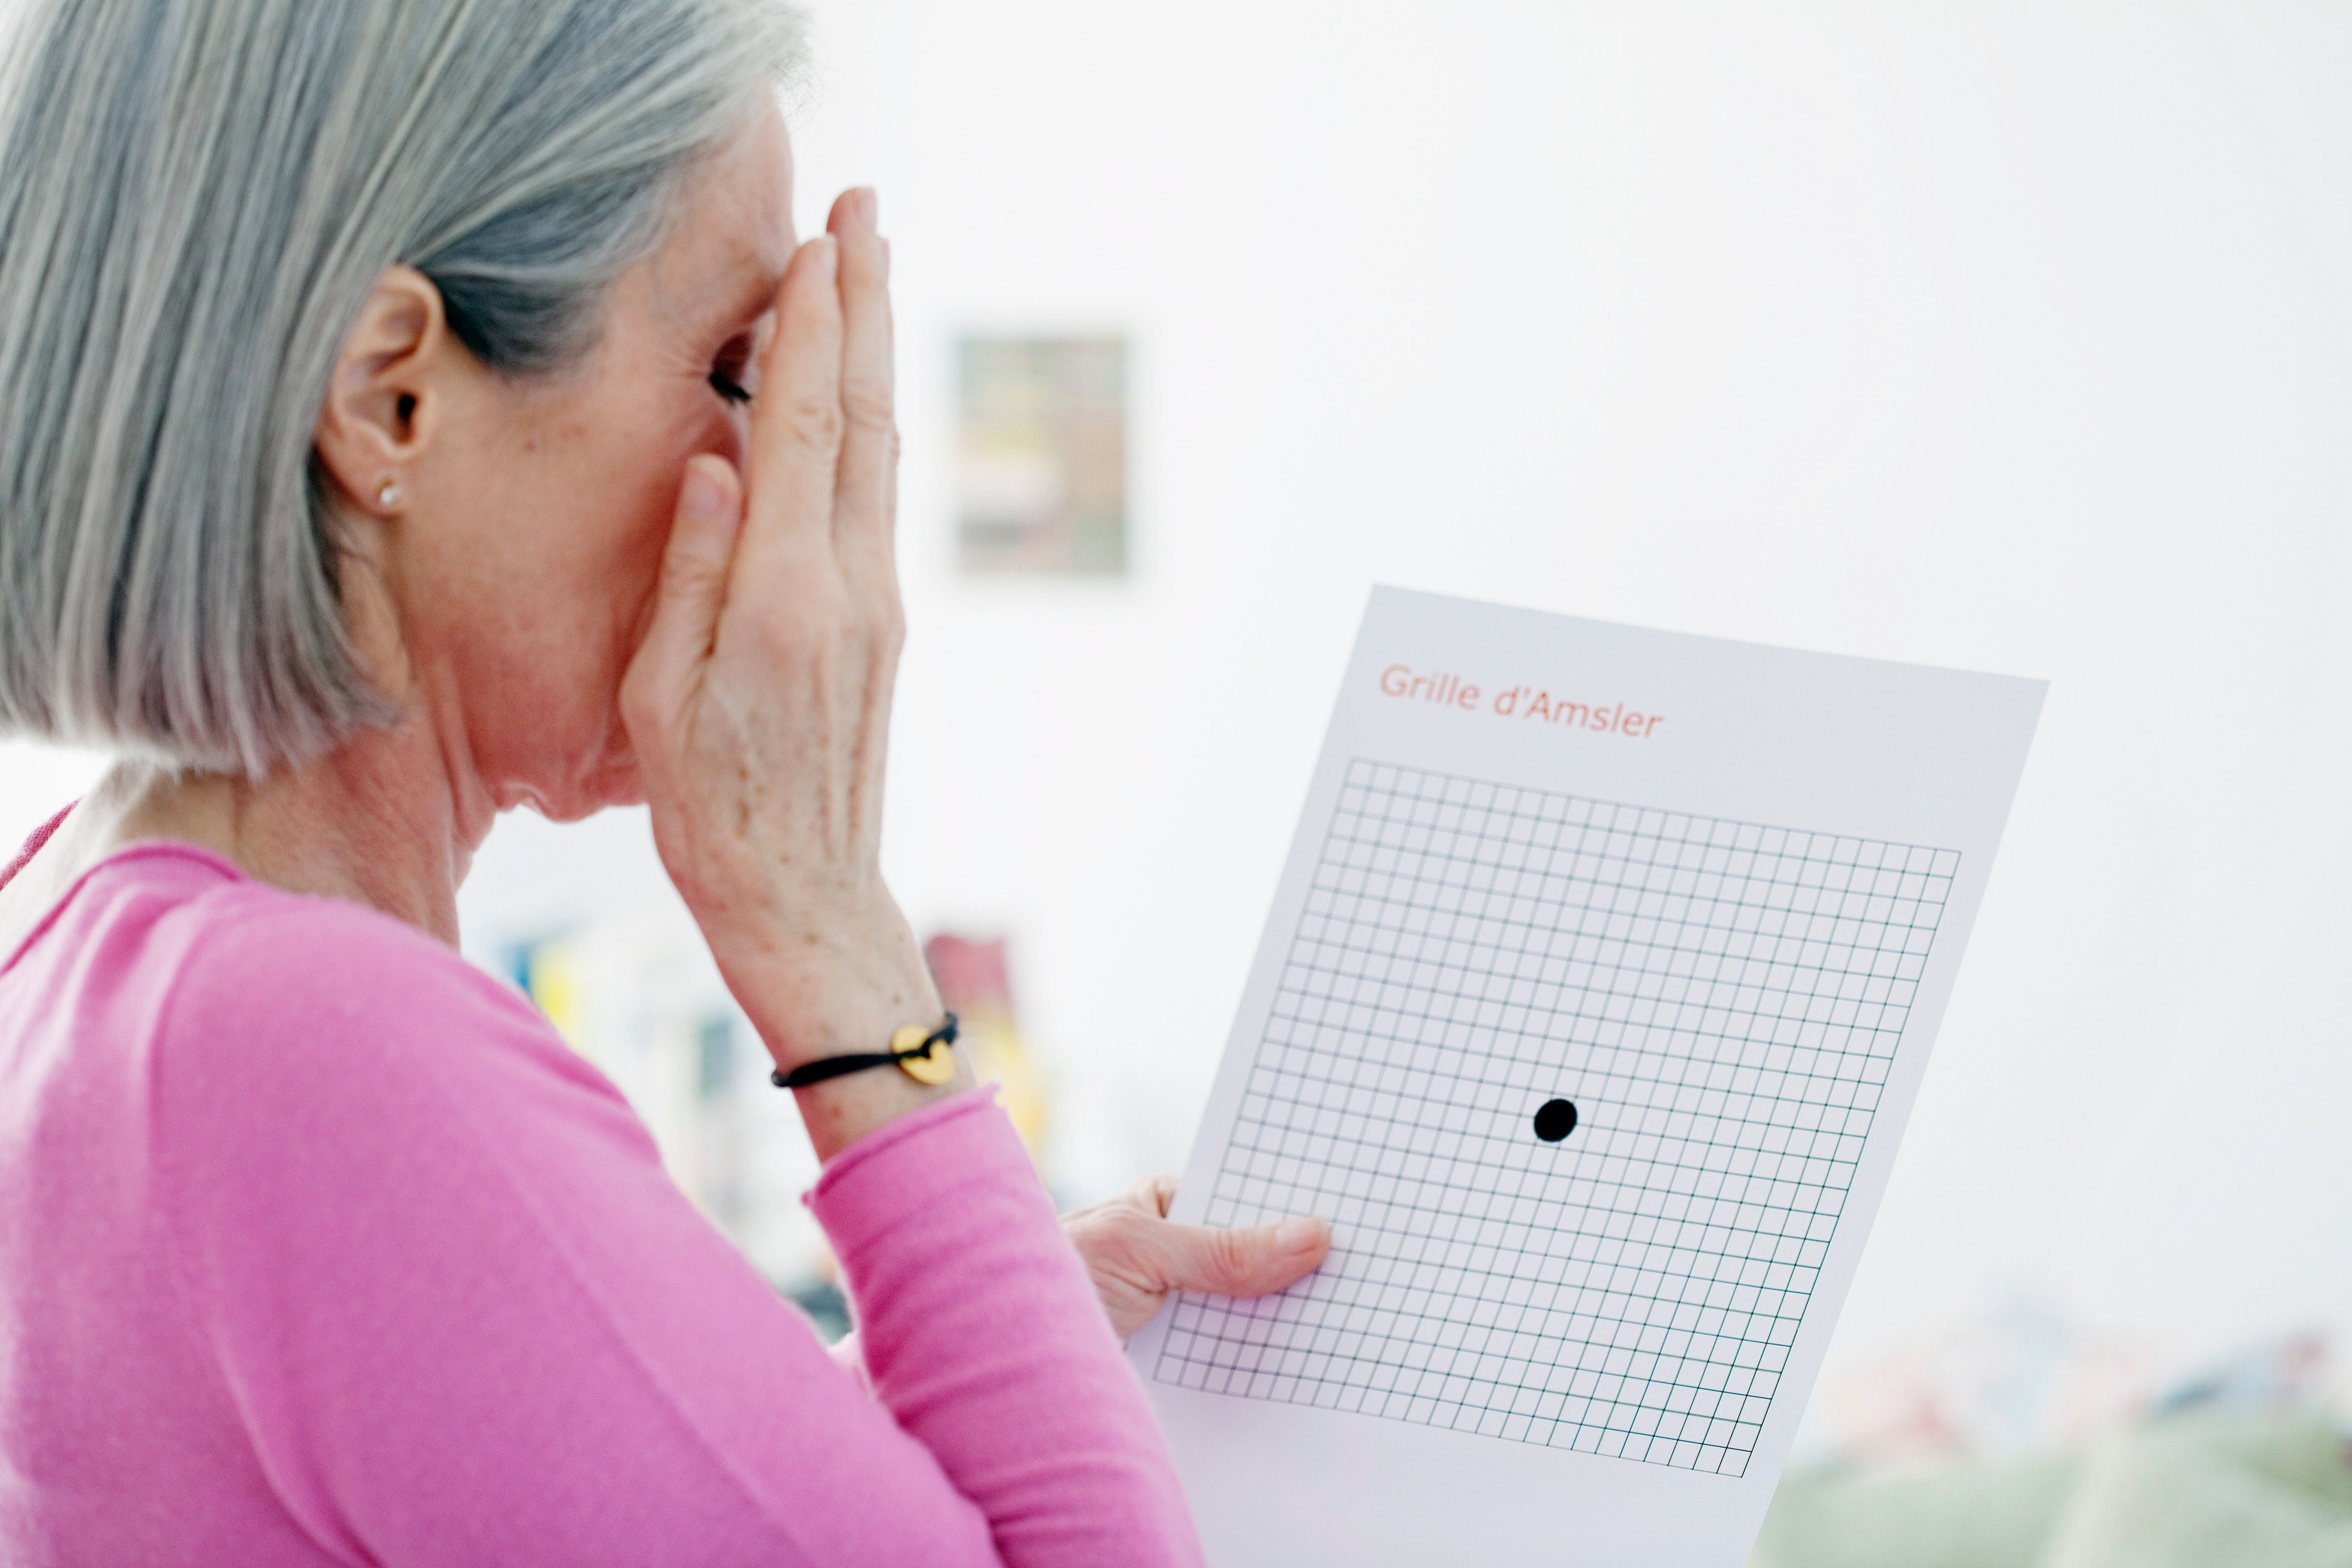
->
[0, 823, 1202, 1566]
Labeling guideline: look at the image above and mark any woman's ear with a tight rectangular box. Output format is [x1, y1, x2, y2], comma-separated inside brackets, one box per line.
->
[313, 266, 450, 515]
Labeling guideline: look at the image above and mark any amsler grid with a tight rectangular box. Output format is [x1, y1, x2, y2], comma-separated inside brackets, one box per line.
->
[1153, 761, 1959, 1477]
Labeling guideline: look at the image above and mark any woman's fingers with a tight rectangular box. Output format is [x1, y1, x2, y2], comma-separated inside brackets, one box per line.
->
[730, 191, 895, 605]
[1139, 1173, 1176, 1219]
[736, 233, 844, 583]
[1061, 1185, 1331, 1340]
[622, 454, 743, 738]
[829, 189, 896, 585]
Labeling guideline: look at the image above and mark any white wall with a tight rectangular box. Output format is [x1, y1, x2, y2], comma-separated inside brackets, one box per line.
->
[0, 742, 103, 853]
[8, 1, 2348, 1387]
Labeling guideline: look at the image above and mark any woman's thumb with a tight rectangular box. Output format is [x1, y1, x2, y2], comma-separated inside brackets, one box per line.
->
[1158, 1215, 1331, 1299]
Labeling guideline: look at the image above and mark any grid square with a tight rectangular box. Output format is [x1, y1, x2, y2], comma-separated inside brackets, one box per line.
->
[1151, 761, 1957, 1479]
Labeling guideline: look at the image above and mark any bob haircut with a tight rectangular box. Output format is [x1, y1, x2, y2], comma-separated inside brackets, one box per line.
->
[0, 0, 804, 776]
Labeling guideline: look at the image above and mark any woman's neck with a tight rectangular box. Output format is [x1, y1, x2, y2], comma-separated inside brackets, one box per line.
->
[0, 543, 509, 952]
[8, 716, 491, 949]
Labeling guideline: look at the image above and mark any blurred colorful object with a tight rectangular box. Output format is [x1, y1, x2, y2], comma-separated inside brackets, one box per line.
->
[923, 933, 1050, 1158]
[1762, 1315, 2352, 1567]
[513, 936, 585, 1048]
[504, 917, 828, 1291]
[2156, 1331, 2332, 1420]
[1752, 1412, 2352, 1568]
[1811, 1297, 2163, 1466]
[955, 336, 1126, 576]
[1807, 1296, 2340, 1475]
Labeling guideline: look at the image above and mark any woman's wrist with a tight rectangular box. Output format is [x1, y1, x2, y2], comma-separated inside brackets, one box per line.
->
[709, 901, 968, 1161]
[713, 898, 938, 1071]
[764, 968, 972, 1165]
[792, 1052, 977, 1163]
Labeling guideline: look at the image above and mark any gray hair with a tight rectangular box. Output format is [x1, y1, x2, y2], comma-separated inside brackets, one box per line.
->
[0, 0, 805, 776]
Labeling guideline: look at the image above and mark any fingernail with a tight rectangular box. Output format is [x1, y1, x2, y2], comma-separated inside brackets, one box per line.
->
[680, 461, 725, 521]
[1275, 1216, 1327, 1254]
[859, 186, 879, 227]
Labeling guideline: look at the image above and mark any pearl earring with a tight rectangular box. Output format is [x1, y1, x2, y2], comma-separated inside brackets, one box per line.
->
[377, 477, 403, 509]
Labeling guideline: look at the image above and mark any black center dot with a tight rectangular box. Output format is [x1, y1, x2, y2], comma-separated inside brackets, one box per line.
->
[1533, 1098, 1579, 1142]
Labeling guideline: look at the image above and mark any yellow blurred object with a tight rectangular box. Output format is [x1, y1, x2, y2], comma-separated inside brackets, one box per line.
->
[924, 935, 1050, 1162]
[521, 938, 586, 1047]
[958, 1005, 1048, 1152]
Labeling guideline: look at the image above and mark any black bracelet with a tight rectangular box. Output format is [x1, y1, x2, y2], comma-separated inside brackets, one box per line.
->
[771, 1012, 960, 1090]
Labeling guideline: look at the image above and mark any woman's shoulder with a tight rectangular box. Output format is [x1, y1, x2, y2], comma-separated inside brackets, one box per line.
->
[134, 849, 639, 1155]
[174, 869, 506, 993]
[156, 859, 544, 1054]
[135, 851, 665, 1240]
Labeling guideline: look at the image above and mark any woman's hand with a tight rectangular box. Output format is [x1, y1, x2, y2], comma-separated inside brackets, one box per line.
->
[1060, 1177, 1333, 1341]
[622, 189, 951, 1158]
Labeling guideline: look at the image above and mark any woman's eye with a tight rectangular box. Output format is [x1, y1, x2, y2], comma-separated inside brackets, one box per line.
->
[709, 335, 759, 406]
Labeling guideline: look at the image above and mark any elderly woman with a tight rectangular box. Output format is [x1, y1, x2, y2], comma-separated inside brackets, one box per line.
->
[0, 1, 1330, 1562]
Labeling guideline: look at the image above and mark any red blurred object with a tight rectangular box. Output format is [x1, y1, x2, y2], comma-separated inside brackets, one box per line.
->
[925, 934, 1014, 1015]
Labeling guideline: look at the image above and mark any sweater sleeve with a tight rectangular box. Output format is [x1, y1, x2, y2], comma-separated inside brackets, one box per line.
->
[151, 889, 1199, 1568]
[813, 1094, 1200, 1565]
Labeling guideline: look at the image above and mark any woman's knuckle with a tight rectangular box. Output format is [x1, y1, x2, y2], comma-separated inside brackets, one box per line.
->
[787, 392, 844, 451]
[1101, 1207, 1158, 1251]
[841, 377, 893, 431]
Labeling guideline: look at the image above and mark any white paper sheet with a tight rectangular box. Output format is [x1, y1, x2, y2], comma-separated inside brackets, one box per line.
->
[1129, 587, 2044, 1566]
